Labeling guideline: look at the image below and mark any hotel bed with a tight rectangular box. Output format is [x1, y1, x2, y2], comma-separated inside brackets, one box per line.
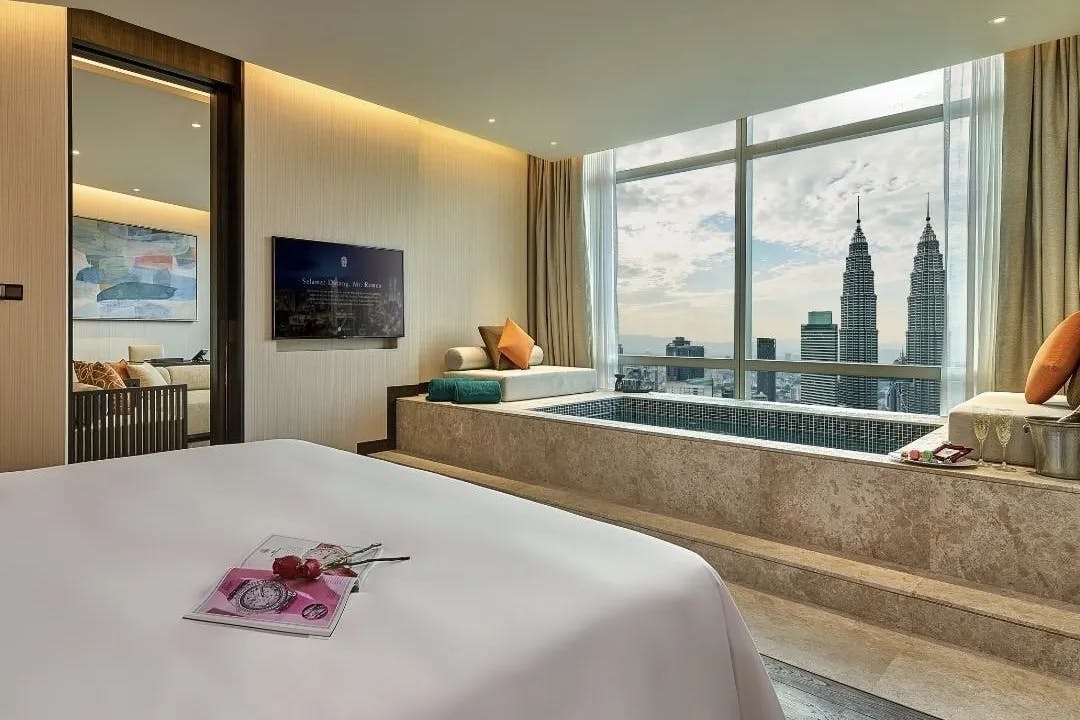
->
[0, 440, 782, 720]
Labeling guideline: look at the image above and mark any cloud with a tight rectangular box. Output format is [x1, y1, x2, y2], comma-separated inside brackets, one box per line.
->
[615, 75, 957, 353]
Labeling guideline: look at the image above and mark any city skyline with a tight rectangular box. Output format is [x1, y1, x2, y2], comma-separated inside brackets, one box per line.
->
[615, 71, 954, 351]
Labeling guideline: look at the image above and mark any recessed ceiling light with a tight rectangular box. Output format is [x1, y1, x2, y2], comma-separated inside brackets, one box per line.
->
[550, 141, 558, 146]
[132, 188, 141, 193]
[191, 122, 202, 128]
[488, 117, 496, 124]
[988, 16, 1008, 24]
[71, 149, 80, 156]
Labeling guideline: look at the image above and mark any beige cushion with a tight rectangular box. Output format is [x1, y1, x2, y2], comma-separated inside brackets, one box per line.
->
[72, 382, 100, 393]
[445, 366, 596, 402]
[187, 389, 211, 436]
[128, 344, 164, 362]
[445, 345, 544, 371]
[160, 364, 210, 391]
[948, 391, 1071, 466]
[126, 362, 167, 387]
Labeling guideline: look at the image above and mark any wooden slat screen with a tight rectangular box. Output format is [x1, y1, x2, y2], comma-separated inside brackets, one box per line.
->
[71, 385, 188, 463]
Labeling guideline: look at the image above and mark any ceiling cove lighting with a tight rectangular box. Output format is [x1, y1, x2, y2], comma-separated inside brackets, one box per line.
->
[988, 16, 1008, 24]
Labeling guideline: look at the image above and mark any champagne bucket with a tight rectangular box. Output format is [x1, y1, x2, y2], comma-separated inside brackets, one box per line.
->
[1023, 416, 1080, 481]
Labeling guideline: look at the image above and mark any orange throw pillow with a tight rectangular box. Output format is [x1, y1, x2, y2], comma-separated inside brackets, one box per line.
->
[497, 318, 535, 370]
[1025, 311, 1080, 404]
[110, 359, 131, 383]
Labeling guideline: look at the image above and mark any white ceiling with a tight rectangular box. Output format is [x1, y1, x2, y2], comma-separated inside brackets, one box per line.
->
[58, 1, 1080, 158]
[72, 64, 210, 210]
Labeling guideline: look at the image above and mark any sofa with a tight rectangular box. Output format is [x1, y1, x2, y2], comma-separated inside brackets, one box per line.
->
[156, 365, 211, 437]
[442, 345, 596, 402]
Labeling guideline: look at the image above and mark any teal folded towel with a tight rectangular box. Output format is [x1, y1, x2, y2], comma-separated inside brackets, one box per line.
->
[453, 380, 502, 404]
[426, 377, 466, 402]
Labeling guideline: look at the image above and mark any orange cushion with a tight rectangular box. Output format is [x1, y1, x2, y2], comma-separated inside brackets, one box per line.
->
[110, 359, 131, 383]
[1025, 311, 1080, 403]
[497, 318, 535, 370]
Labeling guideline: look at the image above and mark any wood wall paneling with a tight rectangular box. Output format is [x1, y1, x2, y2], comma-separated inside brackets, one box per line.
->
[244, 65, 527, 451]
[0, 1, 68, 471]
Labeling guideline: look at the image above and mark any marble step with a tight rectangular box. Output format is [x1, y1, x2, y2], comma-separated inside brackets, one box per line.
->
[373, 450, 1080, 680]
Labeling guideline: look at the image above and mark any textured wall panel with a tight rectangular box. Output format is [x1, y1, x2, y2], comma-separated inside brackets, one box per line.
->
[244, 65, 526, 450]
[0, 1, 68, 471]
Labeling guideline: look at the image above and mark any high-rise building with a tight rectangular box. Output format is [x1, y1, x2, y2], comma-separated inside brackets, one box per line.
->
[755, 337, 776, 401]
[800, 311, 838, 405]
[665, 336, 704, 381]
[837, 202, 880, 409]
[902, 203, 945, 414]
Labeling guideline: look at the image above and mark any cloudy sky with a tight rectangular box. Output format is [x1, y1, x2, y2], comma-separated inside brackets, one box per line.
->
[615, 69, 967, 362]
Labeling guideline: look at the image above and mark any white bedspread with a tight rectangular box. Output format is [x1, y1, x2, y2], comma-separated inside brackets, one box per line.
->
[0, 440, 781, 720]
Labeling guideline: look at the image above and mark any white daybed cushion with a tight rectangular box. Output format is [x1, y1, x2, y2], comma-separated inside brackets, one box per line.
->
[445, 345, 544, 371]
[948, 391, 1070, 466]
[445, 365, 597, 401]
[0, 440, 783, 720]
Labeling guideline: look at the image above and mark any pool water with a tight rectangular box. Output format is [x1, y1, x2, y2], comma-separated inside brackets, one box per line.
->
[534, 395, 941, 455]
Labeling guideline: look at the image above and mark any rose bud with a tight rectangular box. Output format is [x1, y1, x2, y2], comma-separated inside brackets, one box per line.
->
[272, 555, 303, 579]
[300, 559, 322, 580]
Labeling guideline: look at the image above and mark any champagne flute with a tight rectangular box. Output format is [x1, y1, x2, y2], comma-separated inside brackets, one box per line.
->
[972, 407, 991, 465]
[995, 409, 1014, 471]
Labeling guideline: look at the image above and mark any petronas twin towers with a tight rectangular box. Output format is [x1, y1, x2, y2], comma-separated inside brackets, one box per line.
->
[834, 198, 944, 414]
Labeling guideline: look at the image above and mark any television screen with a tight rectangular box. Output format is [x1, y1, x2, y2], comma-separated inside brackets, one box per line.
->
[272, 237, 404, 339]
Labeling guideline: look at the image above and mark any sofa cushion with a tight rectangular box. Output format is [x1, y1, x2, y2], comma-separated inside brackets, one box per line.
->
[445, 366, 596, 402]
[497, 318, 535, 370]
[478, 326, 515, 370]
[1025, 311, 1080, 404]
[127, 362, 168, 387]
[187, 389, 210, 436]
[161, 364, 210, 391]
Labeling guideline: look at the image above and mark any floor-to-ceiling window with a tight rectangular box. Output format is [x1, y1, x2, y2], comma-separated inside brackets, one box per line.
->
[615, 69, 967, 415]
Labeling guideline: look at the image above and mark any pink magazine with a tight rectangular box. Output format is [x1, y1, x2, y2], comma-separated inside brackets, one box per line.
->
[184, 535, 380, 636]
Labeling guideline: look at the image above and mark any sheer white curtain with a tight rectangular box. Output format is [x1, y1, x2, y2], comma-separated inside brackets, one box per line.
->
[943, 55, 1004, 408]
[584, 150, 618, 388]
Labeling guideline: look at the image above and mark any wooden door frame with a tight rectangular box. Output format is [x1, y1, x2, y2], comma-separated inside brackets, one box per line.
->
[67, 10, 244, 447]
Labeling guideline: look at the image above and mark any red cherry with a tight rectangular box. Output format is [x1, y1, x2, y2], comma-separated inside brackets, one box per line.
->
[300, 559, 322, 580]
[272, 555, 303, 579]
[909, 450, 922, 461]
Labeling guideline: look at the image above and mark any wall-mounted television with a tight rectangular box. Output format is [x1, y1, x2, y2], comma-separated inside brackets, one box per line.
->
[272, 236, 404, 340]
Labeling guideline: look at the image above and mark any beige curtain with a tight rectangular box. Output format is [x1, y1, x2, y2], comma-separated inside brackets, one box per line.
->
[996, 37, 1080, 390]
[527, 156, 591, 367]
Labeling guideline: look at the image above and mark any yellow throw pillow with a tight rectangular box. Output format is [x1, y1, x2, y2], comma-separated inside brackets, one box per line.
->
[497, 318, 535, 370]
[478, 326, 516, 370]
[1025, 311, 1080, 404]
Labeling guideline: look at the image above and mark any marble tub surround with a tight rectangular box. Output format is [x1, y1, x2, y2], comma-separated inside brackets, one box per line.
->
[374, 450, 1080, 680]
[397, 395, 1080, 605]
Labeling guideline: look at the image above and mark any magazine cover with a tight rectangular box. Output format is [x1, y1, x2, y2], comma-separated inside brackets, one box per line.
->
[184, 567, 354, 636]
[183, 535, 383, 636]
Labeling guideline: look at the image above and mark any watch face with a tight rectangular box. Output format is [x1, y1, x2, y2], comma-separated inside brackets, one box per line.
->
[232, 579, 296, 614]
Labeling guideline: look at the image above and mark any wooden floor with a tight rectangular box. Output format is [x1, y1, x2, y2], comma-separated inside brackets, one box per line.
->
[764, 657, 940, 720]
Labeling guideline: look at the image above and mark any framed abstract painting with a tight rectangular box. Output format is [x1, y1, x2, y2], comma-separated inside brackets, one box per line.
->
[72, 216, 198, 321]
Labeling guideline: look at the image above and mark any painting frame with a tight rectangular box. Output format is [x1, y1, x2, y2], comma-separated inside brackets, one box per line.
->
[72, 215, 198, 322]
